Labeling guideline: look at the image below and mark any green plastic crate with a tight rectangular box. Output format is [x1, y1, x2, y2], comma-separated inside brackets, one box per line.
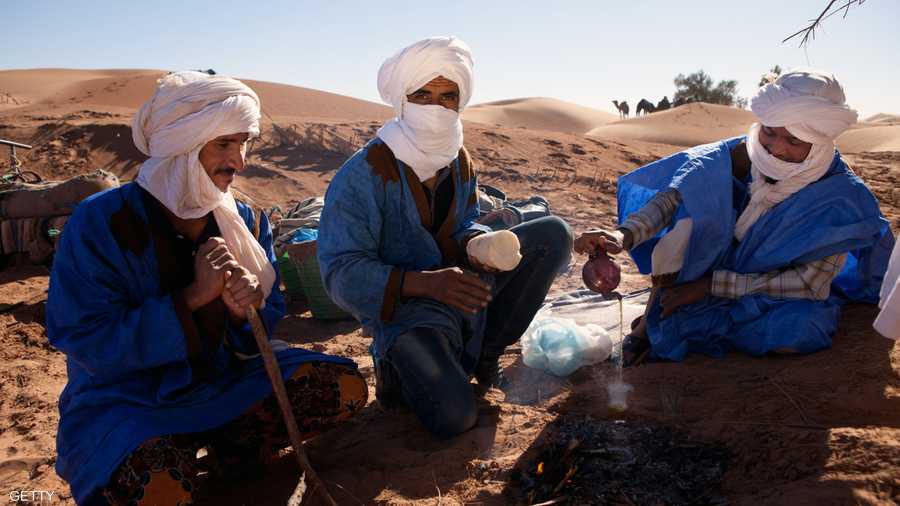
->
[278, 253, 304, 302]
[285, 242, 351, 320]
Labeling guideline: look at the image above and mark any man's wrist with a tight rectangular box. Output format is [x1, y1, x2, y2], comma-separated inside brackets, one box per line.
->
[228, 310, 246, 325]
[401, 271, 426, 298]
[183, 284, 204, 312]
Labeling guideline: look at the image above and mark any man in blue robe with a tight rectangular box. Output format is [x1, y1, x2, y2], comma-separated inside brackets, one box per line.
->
[47, 71, 367, 505]
[318, 37, 572, 438]
[575, 68, 893, 364]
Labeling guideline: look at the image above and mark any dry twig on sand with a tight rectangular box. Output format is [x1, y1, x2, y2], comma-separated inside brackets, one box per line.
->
[432, 469, 443, 505]
[767, 377, 814, 426]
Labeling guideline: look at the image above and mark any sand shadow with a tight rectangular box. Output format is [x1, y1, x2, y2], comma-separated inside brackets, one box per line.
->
[30, 122, 146, 174]
[0, 263, 49, 327]
[5, 300, 46, 327]
[501, 303, 900, 504]
[240, 162, 288, 180]
[273, 299, 360, 347]
[0, 263, 49, 285]
[500, 355, 575, 407]
[181, 302, 900, 505]
[251, 143, 351, 176]
[203, 396, 502, 505]
[205, 291, 506, 504]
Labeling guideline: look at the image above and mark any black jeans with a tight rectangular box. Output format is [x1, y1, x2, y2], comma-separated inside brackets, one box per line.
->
[384, 216, 573, 438]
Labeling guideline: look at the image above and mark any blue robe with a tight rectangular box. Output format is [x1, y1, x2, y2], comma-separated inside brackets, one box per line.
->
[47, 182, 354, 504]
[617, 137, 894, 361]
[318, 139, 491, 372]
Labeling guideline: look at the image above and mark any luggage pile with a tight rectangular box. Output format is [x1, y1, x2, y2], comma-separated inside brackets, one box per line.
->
[1, 168, 120, 264]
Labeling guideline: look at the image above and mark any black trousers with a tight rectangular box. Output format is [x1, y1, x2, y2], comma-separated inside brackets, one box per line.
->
[383, 216, 573, 438]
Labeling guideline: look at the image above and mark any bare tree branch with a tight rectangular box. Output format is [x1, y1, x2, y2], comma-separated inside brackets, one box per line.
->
[783, 0, 867, 47]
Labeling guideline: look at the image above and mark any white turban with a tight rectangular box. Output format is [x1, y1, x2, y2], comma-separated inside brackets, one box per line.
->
[376, 36, 474, 181]
[751, 68, 857, 145]
[735, 69, 858, 241]
[133, 71, 276, 302]
[377, 36, 474, 114]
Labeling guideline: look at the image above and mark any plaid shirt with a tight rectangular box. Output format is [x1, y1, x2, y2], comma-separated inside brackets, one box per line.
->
[619, 189, 847, 300]
[710, 253, 847, 300]
[620, 189, 681, 248]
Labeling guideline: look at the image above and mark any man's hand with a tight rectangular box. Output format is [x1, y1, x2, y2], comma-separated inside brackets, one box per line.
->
[184, 237, 239, 311]
[222, 265, 264, 322]
[403, 268, 492, 314]
[659, 276, 712, 318]
[574, 228, 632, 256]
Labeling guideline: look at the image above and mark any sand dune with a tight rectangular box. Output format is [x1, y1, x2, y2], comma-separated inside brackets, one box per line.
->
[584, 102, 900, 153]
[240, 79, 390, 122]
[0, 69, 159, 108]
[837, 124, 900, 152]
[11, 68, 897, 154]
[464, 97, 617, 134]
[0, 68, 391, 122]
[4, 69, 899, 153]
[863, 113, 900, 125]
[586, 102, 756, 147]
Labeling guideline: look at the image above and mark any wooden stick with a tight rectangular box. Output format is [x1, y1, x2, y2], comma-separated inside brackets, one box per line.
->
[246, 306, 337, 506]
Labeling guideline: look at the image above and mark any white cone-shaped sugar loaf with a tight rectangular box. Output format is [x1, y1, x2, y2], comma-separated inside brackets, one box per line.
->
[466, 230, 522, 271]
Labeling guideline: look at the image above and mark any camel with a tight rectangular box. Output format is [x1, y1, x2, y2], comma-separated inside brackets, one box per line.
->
[656, 96, 671, 111]
[612, 100, 630, 119]
[636, 99, 655, 116]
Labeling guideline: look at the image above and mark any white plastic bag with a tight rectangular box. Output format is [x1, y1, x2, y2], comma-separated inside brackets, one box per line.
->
[522, 316, 613, 377]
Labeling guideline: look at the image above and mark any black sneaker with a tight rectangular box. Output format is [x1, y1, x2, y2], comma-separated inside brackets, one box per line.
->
[474, 356, 509, 395]
[374, 359, 405, 410]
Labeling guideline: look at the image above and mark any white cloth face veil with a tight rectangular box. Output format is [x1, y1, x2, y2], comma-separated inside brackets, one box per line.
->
[375, 36, 474, 182]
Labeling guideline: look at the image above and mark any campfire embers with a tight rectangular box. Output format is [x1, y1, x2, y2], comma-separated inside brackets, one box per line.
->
[514, 417, 728, 505]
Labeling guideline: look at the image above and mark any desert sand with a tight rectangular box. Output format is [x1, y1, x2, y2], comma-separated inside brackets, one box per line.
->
[837, 125, 900, 153]
[587, 103, 758, 147]
[1, 69, 899, 505]
[463, 97, 618, 134]
[864, 113, 900, 125]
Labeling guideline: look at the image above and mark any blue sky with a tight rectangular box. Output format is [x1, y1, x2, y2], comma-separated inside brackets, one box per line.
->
[6, 1, 898, 118]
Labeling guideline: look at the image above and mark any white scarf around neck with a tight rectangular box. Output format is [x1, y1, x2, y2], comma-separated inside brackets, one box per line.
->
[734, 123, 836, 241]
